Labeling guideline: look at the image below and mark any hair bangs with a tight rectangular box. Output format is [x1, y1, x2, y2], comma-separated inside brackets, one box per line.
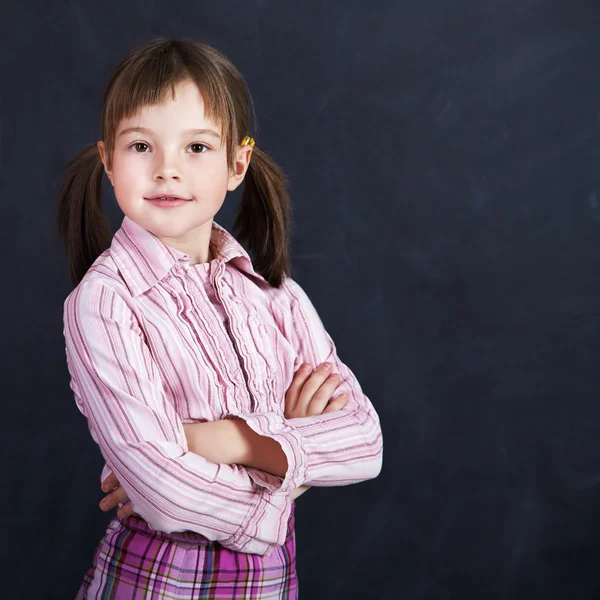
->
[101, 39, 236, 169]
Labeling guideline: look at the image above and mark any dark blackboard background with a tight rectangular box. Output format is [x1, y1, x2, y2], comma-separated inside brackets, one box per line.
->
[3, 0, 600, 598]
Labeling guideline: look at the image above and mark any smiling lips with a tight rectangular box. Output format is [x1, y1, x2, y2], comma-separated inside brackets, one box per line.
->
[146, 194, 190, 201]
[146, 195, 191, 208]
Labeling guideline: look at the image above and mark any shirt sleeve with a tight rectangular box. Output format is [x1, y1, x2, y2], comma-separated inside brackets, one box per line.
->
[63, 281, 292, 556]
[229, 276, 383, 492]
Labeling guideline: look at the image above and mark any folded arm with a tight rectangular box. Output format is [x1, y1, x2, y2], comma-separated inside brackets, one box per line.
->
[182, 420, 311, 500]
[228, 276, 384, 492]
[63, 281, 293, 556]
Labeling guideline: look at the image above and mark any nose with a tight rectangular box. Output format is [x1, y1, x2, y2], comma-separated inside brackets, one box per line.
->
[153, 150, 182, 181]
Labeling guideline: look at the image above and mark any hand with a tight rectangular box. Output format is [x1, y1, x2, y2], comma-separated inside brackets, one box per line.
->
[282, 362, 348, 500]
[99, 424, 197, 517]
[99, 471, 134, 519]
[285, 361, 349, 418]
[99, 424, 199, 516]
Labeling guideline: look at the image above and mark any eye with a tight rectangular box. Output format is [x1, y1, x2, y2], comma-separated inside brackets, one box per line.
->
[188, 143, 209, 154]
[127, 142, 209, 153]
[130, 142, 149, 153]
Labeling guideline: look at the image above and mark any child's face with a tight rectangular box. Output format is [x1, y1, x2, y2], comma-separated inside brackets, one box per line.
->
[97, 78, 251, 261]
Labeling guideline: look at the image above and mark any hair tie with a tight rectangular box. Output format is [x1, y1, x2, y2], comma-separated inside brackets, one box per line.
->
[241, 136, 255, 147]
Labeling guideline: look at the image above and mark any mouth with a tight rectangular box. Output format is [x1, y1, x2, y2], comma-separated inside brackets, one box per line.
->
[145, 195, 191, 201]
[145, 195, 192, 209]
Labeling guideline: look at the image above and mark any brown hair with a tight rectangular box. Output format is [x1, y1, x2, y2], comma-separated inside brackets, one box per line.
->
[56, 37, 292, 288]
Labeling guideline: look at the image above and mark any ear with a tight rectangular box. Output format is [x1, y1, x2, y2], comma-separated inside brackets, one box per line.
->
[97, 141, 114, 186]
[227, 144, 253, 192]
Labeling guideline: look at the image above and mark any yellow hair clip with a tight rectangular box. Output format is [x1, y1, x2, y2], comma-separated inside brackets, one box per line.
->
[241, 136, 255, 147]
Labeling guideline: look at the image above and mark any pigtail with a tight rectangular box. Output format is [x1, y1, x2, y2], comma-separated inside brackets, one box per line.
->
[56, 143, 112, 287]
[234, 146, 292, 289]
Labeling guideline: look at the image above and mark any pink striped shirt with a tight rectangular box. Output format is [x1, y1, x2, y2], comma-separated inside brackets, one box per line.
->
[62, 215, 383, 556]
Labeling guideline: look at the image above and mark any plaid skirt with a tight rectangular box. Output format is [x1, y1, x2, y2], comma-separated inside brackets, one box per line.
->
[74, 502, 298, 599]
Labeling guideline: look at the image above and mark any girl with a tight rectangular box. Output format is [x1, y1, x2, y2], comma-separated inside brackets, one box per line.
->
[58, 37, 383, 599]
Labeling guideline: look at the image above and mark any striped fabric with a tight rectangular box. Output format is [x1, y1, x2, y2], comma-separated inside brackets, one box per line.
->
[63, 215, 383, 596]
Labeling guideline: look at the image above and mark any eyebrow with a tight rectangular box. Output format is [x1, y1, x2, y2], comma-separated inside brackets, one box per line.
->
[118, 126, 221, 139]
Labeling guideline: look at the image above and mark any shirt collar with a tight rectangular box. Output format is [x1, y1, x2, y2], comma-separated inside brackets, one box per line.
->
[110, 215, 265, 297]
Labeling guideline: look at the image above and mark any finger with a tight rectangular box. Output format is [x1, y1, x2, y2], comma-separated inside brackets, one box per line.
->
[296, 363, 337, 416]
[99, 485, 128, 512]
[306, 373, 343, 416]
[285, 363, 313, 416]
[117, 501, 133, 519]
[101, 471, 119, 493]
[322, 393, 349, 414]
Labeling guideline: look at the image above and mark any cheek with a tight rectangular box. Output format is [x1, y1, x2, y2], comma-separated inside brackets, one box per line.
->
[193, 160, 230, 189]
[113, 157, 147, 190]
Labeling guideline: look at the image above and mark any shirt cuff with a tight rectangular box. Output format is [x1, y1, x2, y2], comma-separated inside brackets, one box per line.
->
[219, 483, 293, 555]
[226, 411, 308, 494]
